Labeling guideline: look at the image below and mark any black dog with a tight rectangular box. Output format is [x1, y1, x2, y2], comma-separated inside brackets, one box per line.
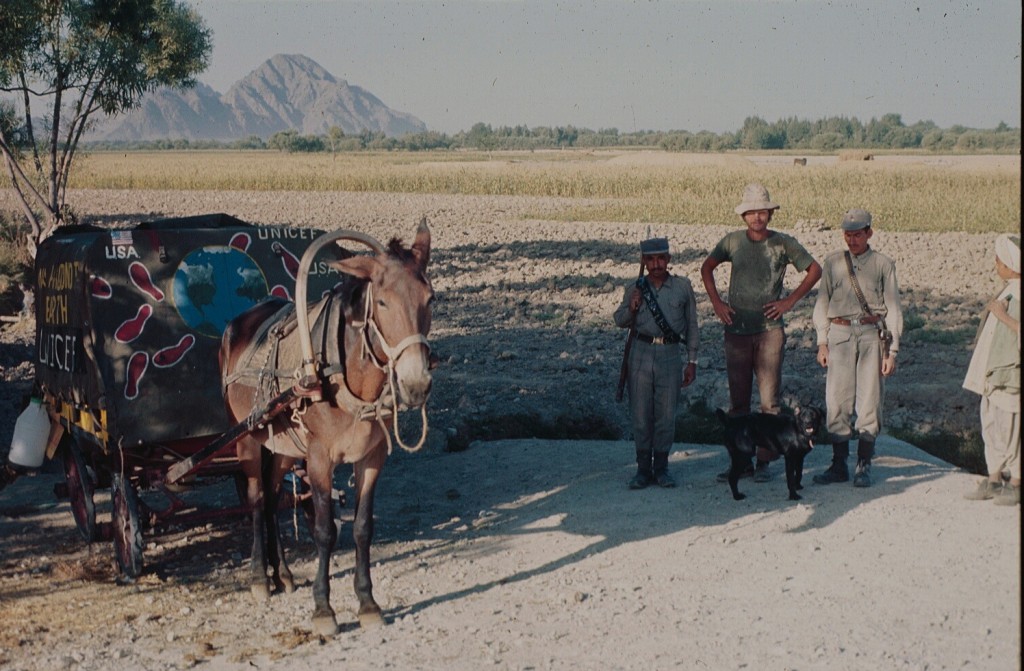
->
[716, 407, 824, 502]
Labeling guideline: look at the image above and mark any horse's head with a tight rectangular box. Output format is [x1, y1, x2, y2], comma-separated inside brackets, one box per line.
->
[331, 220, 434, 407]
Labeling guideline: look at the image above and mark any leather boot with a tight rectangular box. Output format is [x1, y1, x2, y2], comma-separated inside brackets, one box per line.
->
[629, 450, 653, 489]
[813, 441, 850, 484]
[853, 437, 874, 487]
[652, 451, 676, 488]
[856, 437, 875, 462]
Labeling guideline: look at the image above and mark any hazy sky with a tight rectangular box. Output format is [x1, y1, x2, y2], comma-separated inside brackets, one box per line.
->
[187, 0, 1021, 135]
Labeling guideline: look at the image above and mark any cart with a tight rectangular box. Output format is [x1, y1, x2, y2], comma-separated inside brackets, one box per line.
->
[33, 214, 348, 578]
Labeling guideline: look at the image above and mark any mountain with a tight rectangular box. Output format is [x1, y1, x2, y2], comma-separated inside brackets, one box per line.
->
[88, 54, 427, 142]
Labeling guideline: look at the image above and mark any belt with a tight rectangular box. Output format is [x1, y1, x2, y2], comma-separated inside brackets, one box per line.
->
[831, 315, 881, 326]
[636, 333, 680, 345]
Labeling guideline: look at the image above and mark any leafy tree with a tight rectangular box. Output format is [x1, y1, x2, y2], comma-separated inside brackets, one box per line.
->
[324, 125, 346, 156]
[0, 0, 211, 257]
[740, 116, 785, 149]
[554, 125, 578, 147]
[811, 132, 846, 151]
[464, 122, 497, 150]
[233, 135, 266, 150]
[293, 134, 325, 152]
[268, 129, 298, 151]
[955, 131, 989, 151]
[920, 129, 955, 151]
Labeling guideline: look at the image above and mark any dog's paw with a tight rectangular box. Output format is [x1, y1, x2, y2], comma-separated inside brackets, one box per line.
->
[732, 492, 746, 501]
[789, 492, 802, 501]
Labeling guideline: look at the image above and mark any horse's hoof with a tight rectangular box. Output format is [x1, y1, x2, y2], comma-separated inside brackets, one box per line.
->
[274, 575, 296, 594]
[358, 608, 385, 628]
[312, 614, 339, 637]
[250, 582, 271, 603]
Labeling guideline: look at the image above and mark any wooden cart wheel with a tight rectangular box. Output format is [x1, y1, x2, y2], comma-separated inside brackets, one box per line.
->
[111, 473, 144, 580]
[61, 438, 98, 542]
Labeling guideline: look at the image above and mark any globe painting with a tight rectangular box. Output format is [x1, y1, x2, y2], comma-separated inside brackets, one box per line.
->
[172, 246, 269, 338]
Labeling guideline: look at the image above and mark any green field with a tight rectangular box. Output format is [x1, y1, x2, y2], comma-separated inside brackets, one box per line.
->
[67, 149, 1022, 233]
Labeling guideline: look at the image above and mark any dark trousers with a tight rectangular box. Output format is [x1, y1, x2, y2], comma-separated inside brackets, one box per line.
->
[724, 328, 785, 416]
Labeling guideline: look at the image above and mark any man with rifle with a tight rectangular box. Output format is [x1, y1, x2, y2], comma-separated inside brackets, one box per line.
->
[614, 236, 699, 489]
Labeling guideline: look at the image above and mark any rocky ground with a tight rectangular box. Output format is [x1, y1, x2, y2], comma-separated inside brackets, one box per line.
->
[1, 184, 1005, 450]
[0, 167, 1019, 670]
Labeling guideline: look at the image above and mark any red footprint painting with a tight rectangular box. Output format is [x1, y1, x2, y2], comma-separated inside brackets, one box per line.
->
[90, 275, 112, 299]
[115, 304, 153, 343]
[124, 351, 149, 400]
[229, 232, 252, 251]
[129, 261, 164, 302]
[271, 242, 300, 280]
[153, 334, 196, 368]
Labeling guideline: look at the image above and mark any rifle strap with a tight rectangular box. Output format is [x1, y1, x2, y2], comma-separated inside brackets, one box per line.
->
[843, 251, 891, 357]
[637, 277, 681, 343]
[844, 251, 875, 318]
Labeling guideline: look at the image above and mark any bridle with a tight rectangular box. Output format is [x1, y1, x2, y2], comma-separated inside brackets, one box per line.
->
[350, 280, 432, 453]
[293, 229, 432, 454]
[356, 281, 431, 371]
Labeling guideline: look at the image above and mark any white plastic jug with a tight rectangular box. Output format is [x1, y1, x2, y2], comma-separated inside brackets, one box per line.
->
[9, 398, 50, 469]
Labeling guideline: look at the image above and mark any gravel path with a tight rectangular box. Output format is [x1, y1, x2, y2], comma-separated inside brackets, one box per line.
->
[0, 184, 1018, 670]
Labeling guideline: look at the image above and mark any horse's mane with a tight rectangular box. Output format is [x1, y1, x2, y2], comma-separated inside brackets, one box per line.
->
[386, 236, 415, 263]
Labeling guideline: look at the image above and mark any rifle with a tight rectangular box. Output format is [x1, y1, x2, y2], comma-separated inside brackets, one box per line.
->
[615, 261, 645, 402]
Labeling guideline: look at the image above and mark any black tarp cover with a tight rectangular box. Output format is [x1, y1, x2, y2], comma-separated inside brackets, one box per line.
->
[34, 214, 347, 447]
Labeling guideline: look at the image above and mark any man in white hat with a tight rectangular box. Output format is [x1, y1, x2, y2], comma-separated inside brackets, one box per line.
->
[962, 233, 1020, 506]
[811, 208, 903, 488]
[614, 236, 699, 489]
[701, 183, 821, 484]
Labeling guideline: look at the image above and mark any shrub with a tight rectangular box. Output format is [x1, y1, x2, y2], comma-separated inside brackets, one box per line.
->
[0, 214, 32, 315]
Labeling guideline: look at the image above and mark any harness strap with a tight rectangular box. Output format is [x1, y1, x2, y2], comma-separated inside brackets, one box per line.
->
[225, 281, 431, 456]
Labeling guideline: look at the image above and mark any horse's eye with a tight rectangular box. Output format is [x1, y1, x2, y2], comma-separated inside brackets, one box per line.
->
[377, 299, 387, 308]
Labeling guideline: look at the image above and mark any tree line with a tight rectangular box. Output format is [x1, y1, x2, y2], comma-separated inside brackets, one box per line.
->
[2, 0, 1018, 263]
[84, 114, 1020, 154]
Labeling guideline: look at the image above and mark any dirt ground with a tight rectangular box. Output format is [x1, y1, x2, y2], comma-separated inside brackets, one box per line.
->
[0, 437, 1019, 671]
[0, 155, 1020, 670]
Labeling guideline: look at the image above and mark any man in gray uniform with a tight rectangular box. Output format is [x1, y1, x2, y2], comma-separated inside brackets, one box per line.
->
[812, 208, 903, 488]
[614, 237, 699, 489]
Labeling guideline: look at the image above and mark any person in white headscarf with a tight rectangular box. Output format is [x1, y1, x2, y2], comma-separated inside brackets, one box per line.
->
[963, 233, 1020, 506]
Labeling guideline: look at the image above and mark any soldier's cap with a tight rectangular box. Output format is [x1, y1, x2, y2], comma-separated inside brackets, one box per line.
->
[640, 237, 670, 255]
[840, 208, 872, 231]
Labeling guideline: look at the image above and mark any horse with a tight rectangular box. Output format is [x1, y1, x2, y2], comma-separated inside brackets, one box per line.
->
[219, 220, 433, 635]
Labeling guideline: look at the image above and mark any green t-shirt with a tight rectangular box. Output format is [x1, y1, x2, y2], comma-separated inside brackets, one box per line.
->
[709, 229, 815, 335]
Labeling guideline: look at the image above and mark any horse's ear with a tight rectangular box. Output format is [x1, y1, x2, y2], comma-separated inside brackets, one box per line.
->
[411, 217, 431, 272]
[329, 255, 377, 280]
